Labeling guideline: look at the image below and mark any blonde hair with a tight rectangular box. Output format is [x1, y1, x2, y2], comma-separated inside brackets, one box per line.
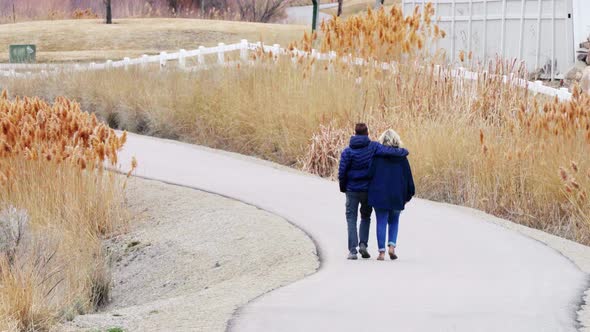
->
[379, 129, 403, 148]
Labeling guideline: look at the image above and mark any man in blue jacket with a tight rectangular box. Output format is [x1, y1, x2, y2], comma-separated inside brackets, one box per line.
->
[338, 123, 409, 260]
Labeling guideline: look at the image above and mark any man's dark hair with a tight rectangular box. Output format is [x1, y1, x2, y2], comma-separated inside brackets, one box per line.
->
[355, 123, 369, 136]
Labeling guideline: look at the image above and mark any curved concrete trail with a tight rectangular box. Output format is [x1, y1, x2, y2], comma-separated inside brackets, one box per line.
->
[119, 133, 588, 332]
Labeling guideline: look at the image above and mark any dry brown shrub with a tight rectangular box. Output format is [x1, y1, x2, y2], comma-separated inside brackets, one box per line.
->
[299, 122, 348, 179]
[72, 8, 98, 19]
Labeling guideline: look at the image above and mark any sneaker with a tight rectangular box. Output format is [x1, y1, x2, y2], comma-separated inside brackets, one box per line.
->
[359, 243, 371, 259]
[347, 252, 358, 260]
[377, 252, 385, 261]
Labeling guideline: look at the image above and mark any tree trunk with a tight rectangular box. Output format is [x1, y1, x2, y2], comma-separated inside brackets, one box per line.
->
[337, 0, 343, 17]
[168, 0, 179, 15]
[105, 0, 112, 24]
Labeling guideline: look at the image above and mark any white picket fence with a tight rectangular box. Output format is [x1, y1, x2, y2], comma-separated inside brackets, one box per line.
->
[0, 38, 573, 101]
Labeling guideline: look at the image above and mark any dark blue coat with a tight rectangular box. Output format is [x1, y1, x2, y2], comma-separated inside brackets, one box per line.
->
[368, 156, 415, 210]
[338, 135, 409, 192]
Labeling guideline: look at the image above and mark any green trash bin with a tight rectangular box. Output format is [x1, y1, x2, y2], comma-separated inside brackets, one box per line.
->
[9, 44, 36, 63]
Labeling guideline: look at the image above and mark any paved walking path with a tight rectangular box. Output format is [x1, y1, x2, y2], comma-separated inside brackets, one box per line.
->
[119, 133, 588, 332]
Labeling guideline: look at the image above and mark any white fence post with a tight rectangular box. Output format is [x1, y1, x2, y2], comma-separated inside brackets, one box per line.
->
[198, 46, 205, 66]
[217, 43, 225, 65]
[559, 87, 570, 100]
[123, 57, 131, 70]
[240, 39, 249, 61]
[272, 44, 281, 61]
[179, 49, 187, 68]
[89, 62, 96, 70]
[291, 48, 299, 65]
[160, 52, 168, 69]
[106, 60, 113, 69]
[310, 49, 318, 74]
[256, 41, 263, 64]
[141, 54, 149, 68]
[534, 80, 543, 94]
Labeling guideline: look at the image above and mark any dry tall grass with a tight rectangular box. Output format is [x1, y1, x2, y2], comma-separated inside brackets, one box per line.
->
[2, 5, 589, 245]
[0, 92, 129, 331]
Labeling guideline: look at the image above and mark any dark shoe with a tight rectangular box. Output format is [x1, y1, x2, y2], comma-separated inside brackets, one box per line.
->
[388, 245, 398, 260]
[347, 252, 358, 260]
[359, 243, 371, 259]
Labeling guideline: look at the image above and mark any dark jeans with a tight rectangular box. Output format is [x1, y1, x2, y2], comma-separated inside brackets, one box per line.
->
[345, 191, 372, 254]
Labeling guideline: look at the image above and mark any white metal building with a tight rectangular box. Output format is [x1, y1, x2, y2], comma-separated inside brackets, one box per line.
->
[402, 0, 590, 79]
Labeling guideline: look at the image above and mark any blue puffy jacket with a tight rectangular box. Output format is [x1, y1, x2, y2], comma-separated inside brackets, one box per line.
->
[338, 135, 409, 192]
[368, 156, 415, 210]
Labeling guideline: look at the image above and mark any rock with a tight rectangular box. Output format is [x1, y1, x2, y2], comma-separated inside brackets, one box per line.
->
[564, 61, 587, 81]
[577, 47, 590, 64]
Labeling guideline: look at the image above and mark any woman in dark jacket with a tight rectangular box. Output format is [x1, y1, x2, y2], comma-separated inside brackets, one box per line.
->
[368, 129, 415, 261]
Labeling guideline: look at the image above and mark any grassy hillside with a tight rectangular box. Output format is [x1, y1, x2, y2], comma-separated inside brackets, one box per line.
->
[0, 18, 307, 62]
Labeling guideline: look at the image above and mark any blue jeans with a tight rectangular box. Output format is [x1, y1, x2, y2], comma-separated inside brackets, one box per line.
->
[345, 192, 372, 254]
[374, 208, 400, 252]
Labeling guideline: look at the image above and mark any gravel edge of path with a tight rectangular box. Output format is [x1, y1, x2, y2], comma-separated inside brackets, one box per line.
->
[59, 177, 320, 332]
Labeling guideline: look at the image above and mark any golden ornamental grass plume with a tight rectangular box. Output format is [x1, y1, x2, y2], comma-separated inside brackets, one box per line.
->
[0, 91, 126, 172]
[298, 3, 444, 62]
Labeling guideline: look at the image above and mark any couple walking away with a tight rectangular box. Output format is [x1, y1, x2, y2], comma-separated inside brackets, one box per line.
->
[338, 123, 415, 261]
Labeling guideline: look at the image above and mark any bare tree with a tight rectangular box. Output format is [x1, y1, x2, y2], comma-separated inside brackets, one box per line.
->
[337, 0, 343, 16]
[165, 0, 203, 16]
[103, 0, 112, 24]
[235, 0, 291, 23]
[168, 0, 179, 15]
